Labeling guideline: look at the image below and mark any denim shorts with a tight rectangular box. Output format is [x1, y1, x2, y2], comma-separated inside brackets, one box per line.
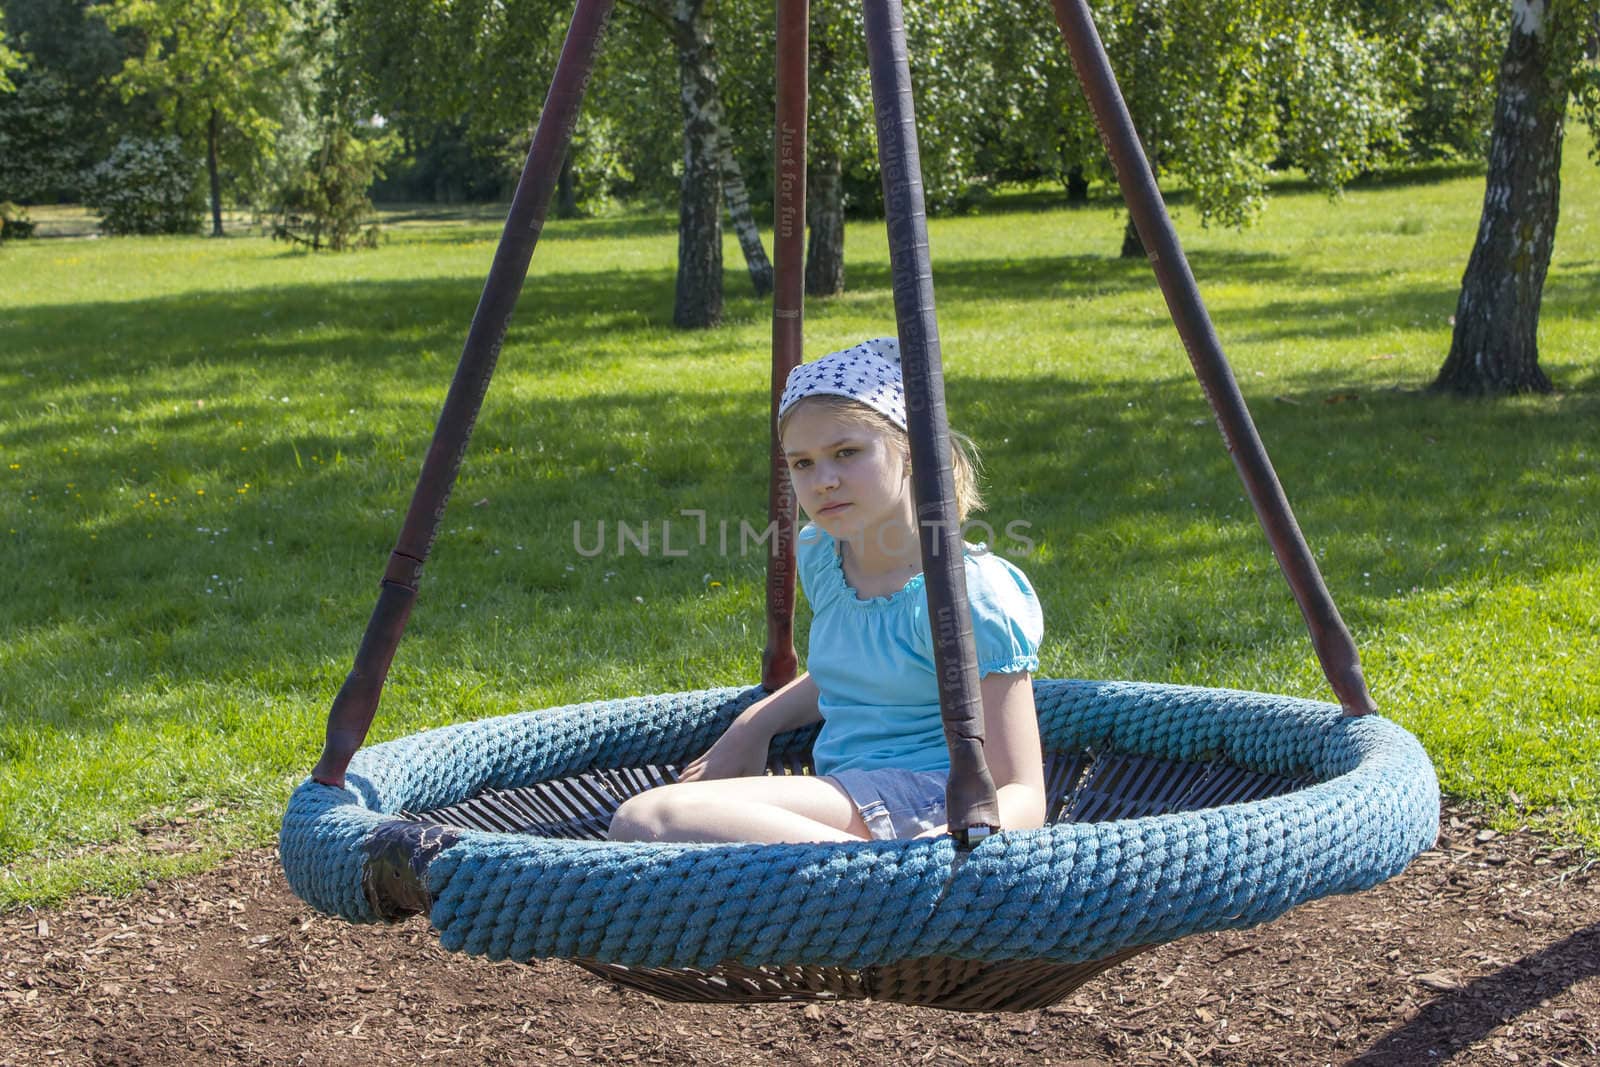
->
[827, 768, 949, 841]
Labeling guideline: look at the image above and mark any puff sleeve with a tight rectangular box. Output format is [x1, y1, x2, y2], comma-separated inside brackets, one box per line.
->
[965, 552, 1044, 675]
[795, 523, 837, 610]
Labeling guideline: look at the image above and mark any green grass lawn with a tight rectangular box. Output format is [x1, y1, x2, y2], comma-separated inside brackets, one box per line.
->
[2, 143, 1596, 909]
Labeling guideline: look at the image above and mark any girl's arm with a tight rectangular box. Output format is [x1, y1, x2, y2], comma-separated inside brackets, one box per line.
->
[978, 671, 1048, 830]
[914, 671, 1047, 838]
[678, 672, 822, 781]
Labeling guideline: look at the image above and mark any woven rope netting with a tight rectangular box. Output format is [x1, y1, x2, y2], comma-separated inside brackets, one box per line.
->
[281, 678, 1438, 996]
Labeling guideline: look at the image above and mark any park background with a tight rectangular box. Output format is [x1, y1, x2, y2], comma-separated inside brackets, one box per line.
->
[2, 0, 1597, 918]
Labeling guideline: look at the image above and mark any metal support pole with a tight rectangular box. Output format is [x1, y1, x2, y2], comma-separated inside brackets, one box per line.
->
[762, 0, 809, 691]
[862, 0, 1001, 843]
[1049, 0, 1375, 715]
[312, 0, 617, 787]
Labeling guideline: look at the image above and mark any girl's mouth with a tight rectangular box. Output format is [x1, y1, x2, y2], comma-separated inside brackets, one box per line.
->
[818, 502, 850, 515]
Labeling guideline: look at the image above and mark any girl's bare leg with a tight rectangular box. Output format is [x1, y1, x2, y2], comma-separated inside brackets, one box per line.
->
[607, 775, 869, 843]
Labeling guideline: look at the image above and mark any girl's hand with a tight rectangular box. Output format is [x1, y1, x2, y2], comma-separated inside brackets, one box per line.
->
[678, 674, 820, 783]
[677, 722, 771, 782]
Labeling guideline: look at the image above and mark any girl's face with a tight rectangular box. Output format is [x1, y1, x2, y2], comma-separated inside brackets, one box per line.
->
[781, 401, 914, 548]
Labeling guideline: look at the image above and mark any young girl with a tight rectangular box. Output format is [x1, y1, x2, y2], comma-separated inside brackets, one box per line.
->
[608, 337, 1045, 844]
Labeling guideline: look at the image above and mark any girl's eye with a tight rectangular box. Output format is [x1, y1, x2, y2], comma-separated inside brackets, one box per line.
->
[790, 458, 812, 470]
[835, 448, 857, 459]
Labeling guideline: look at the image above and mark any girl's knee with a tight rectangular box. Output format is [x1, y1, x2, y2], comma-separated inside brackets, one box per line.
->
[607, 788, 666, 842]
[611, 783, 742, 844]
[608, 783, 713, 842]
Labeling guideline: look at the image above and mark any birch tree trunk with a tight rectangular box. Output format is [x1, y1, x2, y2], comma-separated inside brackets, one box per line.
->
[207, 107, 224, 237]
[1120, 215, 1145, 259]
[670, 0, 723, 328]
[718, 126, 774, 296]
[806, 151, 845, 296]
[1434, 0, 1570, 395]
[1066, 165, 1089, 204]
[557, 151, 578, 219]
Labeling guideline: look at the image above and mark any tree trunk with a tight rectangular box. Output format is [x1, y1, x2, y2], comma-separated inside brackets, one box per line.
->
[556, 150, 578, 219]
[1065, 164, 1088, 204]
[207, 107, 223, 237]
[1120, 214, 1145, 259]
[718, 127, 773, 296]
[1433, 2, 1567, 395]
[805, 151, 845, 296]
[670, 0, 723, 329]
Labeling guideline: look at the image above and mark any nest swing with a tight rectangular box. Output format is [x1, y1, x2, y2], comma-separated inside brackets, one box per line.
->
[280, 0, 1439, 1013]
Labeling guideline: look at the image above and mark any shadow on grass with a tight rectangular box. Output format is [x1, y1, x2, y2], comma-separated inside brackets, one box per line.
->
[0, 267, 677, 401]
[914, 158, 1488, 221]
[375, 203, 513, 225]
[1268, 160, 1488, 198]
[1348, 921, 1600, 1065]
[535, 214, 680, 242]
[4, 228, 1598, 743]
[375, 203, 679, 244]
[1540, 263, 1600, 323]
[825, 247, 1415, 312]
[0, 246, 1308, 411]
[1228, 261, 1600, 345]
[5, 339, 1596, 737]
[23, 231, 1555, 441]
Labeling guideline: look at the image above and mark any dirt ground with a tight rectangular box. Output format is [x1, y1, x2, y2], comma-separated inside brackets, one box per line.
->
[2, 807, 1595, 1067]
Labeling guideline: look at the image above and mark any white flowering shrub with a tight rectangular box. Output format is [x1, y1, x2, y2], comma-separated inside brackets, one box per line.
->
[83, 137, 205, 236]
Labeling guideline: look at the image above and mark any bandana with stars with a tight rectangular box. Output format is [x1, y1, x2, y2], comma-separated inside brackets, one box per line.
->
[779, 337, 906, 429]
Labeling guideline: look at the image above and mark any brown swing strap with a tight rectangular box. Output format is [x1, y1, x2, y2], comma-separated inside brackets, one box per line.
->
[312, 0, 617, 787]
[863, 0, 1003, 841]
[1049, 0, 1375, 716]
[760, 0, 809, 691]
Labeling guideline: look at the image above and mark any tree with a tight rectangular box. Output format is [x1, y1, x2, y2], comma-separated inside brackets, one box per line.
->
[273, 122, 396, 250]
[1354, 0, 1506, 162]
[82, 134, 206, 233]
[923, 1, 1407, 259]
[611, 0, 731, 326]
[0, 14, 30, 244]
[719, 0, 1007, 297]
[0, 17, 23, 93]
[657, 0, 722, 326]
[93, 0, 295, 236]
[1074, 0, 1405, 257]
[0, 0, 158, 203]
[0, 72, 80, 203]
[339, 0, 771, 323]
[614, 0, 774, 319]
[803, 5, 858, 297]
[716, 124, 774, 296]
[715, 0, 1406, 289]
[1434, 0, 1600, 395]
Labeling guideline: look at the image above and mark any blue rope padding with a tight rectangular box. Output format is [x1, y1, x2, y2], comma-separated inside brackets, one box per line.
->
[279, 679, 1439, 969]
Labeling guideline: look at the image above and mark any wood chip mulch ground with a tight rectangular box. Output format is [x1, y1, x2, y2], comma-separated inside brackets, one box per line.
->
[2, 807, 1595, 1066]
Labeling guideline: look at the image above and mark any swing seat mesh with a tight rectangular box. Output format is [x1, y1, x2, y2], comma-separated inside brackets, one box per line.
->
[279, 677, 1438, 1011]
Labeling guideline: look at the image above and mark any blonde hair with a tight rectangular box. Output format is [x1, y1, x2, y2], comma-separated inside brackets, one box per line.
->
[777, 394, 985, 523]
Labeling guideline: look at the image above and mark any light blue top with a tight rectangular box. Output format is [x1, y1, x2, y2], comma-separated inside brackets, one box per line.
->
[796, 524, 1044, 776]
